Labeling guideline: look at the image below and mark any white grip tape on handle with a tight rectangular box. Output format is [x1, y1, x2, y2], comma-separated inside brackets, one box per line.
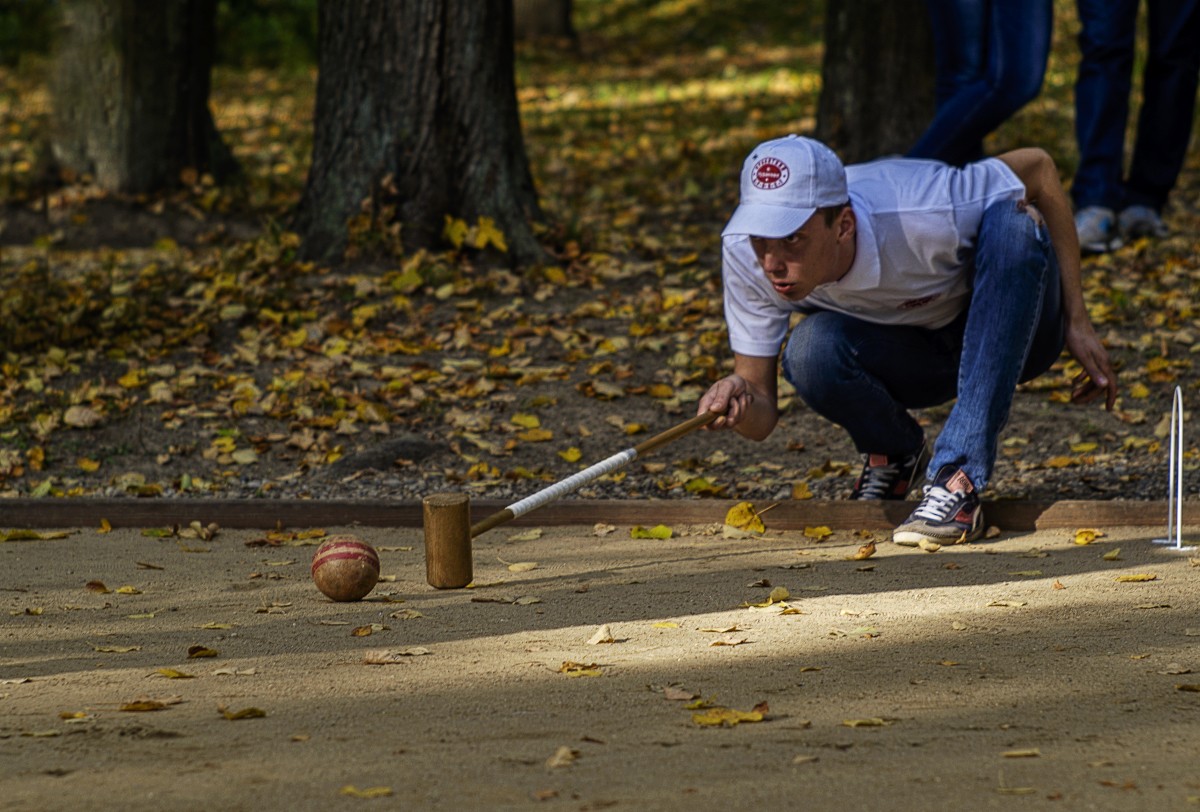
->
[505, 448, 638, 518]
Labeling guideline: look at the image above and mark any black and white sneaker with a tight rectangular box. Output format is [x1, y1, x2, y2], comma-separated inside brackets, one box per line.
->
[893, 465, 984, 545]
[849, 443, 928, 500]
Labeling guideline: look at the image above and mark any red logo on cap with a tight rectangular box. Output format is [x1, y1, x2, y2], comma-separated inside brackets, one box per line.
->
[751, 157, 789, 190]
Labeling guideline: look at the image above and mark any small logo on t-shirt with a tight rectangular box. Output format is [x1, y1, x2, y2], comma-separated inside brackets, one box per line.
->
[751, 157, 789, 190]
[898, 293, 941, 310]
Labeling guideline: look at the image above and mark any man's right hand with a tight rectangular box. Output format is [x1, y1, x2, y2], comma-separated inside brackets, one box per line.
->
[696, 354, 780, 440]
[699, 374, 754, 430]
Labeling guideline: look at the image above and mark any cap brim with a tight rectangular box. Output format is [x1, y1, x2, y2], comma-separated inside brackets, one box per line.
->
[721, 204, 815, 238]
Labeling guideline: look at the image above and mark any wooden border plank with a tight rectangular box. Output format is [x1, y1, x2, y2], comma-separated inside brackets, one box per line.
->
[0, 498, 1187, 531]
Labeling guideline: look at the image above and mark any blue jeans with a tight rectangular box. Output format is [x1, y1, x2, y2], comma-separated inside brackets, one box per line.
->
[781, 200, 1064, 491]
[907, 0, 1053, 166]
[1072, 0, 1200, 211]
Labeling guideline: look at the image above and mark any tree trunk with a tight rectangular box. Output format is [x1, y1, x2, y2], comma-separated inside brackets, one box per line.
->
[296, 0, 545, 268]
[816, 0, 935, 164]
[514, 0, 575, 42]
[50, 0, 235, 193]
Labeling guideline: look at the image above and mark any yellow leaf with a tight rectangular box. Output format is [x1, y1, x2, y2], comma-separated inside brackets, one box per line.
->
[1044, 455, 1078, 468]
[792, 481, 814, 500]
[506, 562, 538, 573]
[558, 661, 602, 678]
[1102, 547, 1122, 561]
[767, 586, 790, 604]
[1003, 748, 1042, 758]
[841, 717, 893, 728]
[473, 216, 508, 252]
[98, 518, 112, 534]
[652, 621, 680, 629]
[804, 526, 833, 540]
[691, 707, 764, 727]
[156, 668, 195, 679]
[558, 447, 582, 463]
[1128, 382, 1150, 398]
[220, 706, 267, 720]
[78, 457, 101, 472]
[442, 215, 468, 249]
[1115, 574, 1157, 583]
[850, 541, 876, 561]
[115, 586, 142, 595]
[511, 413, 541, 429]
[187, 646, 219, 658]
[723, 502, 765, 534]
[517, 428, 554, 442]
[623, 423, 646, 435]
[1074, 528, 1104, 545]
[544, 745, 579, 770]
[631, 524, 672, 539]
[120, 700, 167, 712]
[340, 786, 394, 799]
[1070, 442, 1098, 453]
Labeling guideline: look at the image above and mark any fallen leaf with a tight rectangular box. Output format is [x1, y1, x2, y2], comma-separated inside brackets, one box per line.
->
[92, 644, 140, 653]
[663, 685, 697, 701]
[691, 706, 764, 727]
[389, 609, 424, 620]
[592, 523, 616, 536]
[507, 528, 543, 542]
[1176, 684, 1200, 692]
[653, 621, 680, 629]
[1158, 664, 1191, 675]
[1052, 580, 1066, 590]
[1008, 570, 1043, 577]
[842, 717, 893, 727]
[792, 755, 820, 765]
[709, 636, 749, 647]
[155, 668, 195, 679]
[630, 524, 672, 539]
[1003, 748, 1042, 758]
[85, 580, 110, 593]
[1115, 574, 1158, 583]
[723, 502, 765, 536]
[544, 746, 579, 770]
[339, 786, 393, 798]
[1074, 528, 1104, 545]
[850, 541, 877, 561]
[918, 539, 942, 552]
[587, 624, 616, 645]
[363, 648, 431, 663]
[804, 526, 833, 541]
[559, 661, 602, 678]
[187, 646, 219, 658]
[987, 600, 1027, 608]
[1102, 548, 1122, 561]
[506, 561, 538, 573]
[120, 700, 168, 712]
[219, 706, 266, 720]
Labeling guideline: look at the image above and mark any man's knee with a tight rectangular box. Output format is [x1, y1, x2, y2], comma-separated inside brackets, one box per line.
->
[782, 312, 855, 400]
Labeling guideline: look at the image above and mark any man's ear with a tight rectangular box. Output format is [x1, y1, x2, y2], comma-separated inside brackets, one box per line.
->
[837, 206, 856, 242]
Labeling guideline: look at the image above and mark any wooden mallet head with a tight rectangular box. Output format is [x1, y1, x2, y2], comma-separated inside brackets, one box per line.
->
[422, 492, 473, 589]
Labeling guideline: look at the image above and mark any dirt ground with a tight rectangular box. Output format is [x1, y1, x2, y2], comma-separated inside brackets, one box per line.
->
[3, 519, 1200, 811]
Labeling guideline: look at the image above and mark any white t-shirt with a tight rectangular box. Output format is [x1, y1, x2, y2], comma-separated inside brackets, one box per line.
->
[722, 157, 1027, 358]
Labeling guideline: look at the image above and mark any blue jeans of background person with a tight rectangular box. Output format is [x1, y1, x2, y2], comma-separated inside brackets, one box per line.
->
[782, 200, 1063, 492]
[1072, 0, 1200, 211]
[908, 0, 1053, 166]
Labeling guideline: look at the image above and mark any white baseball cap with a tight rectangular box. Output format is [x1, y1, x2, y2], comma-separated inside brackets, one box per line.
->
[721, 135, 848, 238]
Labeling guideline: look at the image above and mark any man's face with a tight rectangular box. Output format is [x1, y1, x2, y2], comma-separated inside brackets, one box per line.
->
[748, 208, 853, 300]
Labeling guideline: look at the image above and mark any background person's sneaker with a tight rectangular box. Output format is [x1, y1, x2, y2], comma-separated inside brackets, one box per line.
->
[1118, 204, 1169, 240]
[893, 465, 983, 544]
[1074, 206, 1122, 254]
[849, 442, 928, 500]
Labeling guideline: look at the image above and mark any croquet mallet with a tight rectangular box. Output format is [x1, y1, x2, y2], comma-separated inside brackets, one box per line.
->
[422, 410, 722, 588]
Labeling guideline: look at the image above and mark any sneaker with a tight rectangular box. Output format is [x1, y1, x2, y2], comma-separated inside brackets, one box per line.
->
[849, 442, 929, 500]
[893, 465, 984, 545]
[1074, 206, 1123, 254]
[1118, 204, 1169, 240]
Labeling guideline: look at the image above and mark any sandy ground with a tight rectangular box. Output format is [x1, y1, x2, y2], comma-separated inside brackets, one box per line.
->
[3, 518, 1200, 811]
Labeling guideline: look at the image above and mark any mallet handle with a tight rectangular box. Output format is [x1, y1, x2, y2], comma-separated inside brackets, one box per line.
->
[468, 410, 722, 539]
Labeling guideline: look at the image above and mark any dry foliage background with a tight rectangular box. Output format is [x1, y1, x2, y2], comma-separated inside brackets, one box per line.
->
[0, 0, 1197, 505]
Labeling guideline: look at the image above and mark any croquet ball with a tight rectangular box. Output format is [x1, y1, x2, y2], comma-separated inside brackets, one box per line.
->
[311, 536, 380, 602]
